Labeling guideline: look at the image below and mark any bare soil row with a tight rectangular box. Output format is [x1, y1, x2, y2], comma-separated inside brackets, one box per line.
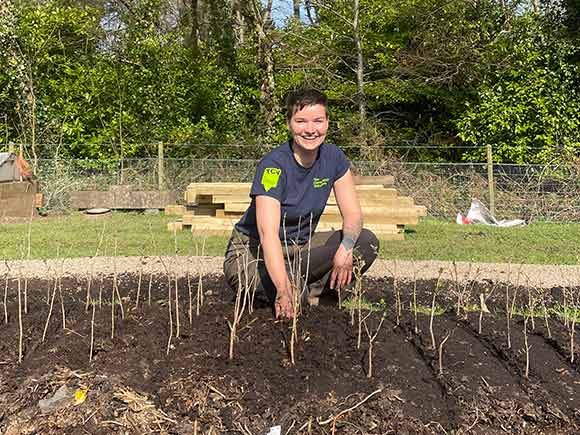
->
[0, 273, 579, 434]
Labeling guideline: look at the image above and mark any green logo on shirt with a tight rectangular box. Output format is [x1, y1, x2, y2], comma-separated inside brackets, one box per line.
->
[261, 167, 282, 192]
[313, 177, 329, 188]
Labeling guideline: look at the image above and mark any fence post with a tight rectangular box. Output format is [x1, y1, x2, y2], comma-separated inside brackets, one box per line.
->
[119, 158, 124, 185]
[158, 142, 165, 190]
[487, 144, 495, 216]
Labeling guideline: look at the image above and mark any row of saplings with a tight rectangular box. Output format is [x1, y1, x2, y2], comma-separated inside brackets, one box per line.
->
[2, 257, 579, 380]
[227, 255, 579, 379]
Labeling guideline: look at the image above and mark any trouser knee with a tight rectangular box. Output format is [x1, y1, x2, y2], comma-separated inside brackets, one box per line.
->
[354, 228, 379, 272]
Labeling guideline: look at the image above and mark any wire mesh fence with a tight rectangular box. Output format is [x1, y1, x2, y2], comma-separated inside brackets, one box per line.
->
[32, 156, 580, 222]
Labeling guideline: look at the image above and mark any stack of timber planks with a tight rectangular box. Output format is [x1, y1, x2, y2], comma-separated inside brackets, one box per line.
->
[167, 176, 426, 240]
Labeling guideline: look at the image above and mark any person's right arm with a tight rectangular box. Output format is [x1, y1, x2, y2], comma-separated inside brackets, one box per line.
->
[255, 195, 294, 319]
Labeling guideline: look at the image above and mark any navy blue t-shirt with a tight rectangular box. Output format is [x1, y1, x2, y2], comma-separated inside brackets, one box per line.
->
[235, 141, 350, 243]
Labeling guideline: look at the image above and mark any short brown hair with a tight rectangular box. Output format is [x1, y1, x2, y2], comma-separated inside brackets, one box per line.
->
[286, 88, 328, 121]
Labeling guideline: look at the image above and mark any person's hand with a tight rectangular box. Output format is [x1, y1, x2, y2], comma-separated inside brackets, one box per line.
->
[330, 244, 354, 290]
[275, 288, 295, 319]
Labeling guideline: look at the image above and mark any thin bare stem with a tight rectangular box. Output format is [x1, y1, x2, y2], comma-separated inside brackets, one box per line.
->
[570, 314, 576, 364]
[86, 221, 107, 311]
[352, 259, 365, 349]
[569, 286, 578, 363]
[17, 276, 23, 363]
[89, 302, 96, 362]
[23, 204, 34, 314]
[248, 245, 261, 314]
[527, 284, 536, 330]
[3, 273, 9, 325]
[187, 272, 193, 324]
[42, 278, 58, 342]
[289, 215, 312, 366]
[523, 316, 530, 379]
[59, 281, 66, 330]
[540, 289, 551, 339]
[412, 261, 418, 334]
[453, 261, 460, 316]
[228, 258, 248, 360]
[391, 261, 401, 326]
[23, 278, 28, 315]
[478, 283, 494, 335]
[166, 275, 173, 355]
[111, 274, 116, 340]
[363, 311, 386, 378]
[196, 272, 203, 316]
[42, 261, 51, 305]
[429, 270, 444, 350]
[112, 241, 125, 320]
[505, 281, 511, 349]
[98, 276, 103, 307]
[505, 265, 522, 350]
[85, 272, 93, 312]
[174, 275, 180, 338]
[438, 329, 452, 376]
[148, 273, 153, 306]
[319, 389, 383, 428]
[135, 261, 143, 309]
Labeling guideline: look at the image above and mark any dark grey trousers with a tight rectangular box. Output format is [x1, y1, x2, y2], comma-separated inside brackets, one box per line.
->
[223, 228, 379, 306]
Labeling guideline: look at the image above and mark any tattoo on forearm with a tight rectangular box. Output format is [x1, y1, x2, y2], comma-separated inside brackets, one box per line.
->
[341, 218, 362, 250]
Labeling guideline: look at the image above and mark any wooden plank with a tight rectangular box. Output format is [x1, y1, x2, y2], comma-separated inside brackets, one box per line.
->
[209, 190, 404, 209]
[165, 205, 186, 215]
[185, 192, 251, 205]
[184, 183, 252, 203]
[323, 201, 418, 214]
[327, 188, 399, 205]
[183, 206, 224, 216]
[182, 215, 239, 228]
[353, 175, 394, 186]
[215, 209, 244, 218]
[185, 183, 401, 205]
[180, 216, 407, 239]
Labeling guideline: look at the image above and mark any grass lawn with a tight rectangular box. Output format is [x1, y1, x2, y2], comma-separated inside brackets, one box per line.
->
[0, 213, 578, 264]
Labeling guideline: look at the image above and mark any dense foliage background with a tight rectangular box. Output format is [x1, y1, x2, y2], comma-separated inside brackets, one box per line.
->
[1, 0, 579, 164]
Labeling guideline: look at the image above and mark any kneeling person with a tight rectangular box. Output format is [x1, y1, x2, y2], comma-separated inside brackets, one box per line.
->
[223, 88, 378, 319]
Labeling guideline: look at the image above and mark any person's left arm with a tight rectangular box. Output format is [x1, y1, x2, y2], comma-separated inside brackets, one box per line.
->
[330, 168, 362, 290]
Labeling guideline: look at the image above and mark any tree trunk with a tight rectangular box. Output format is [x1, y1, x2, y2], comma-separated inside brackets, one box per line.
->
[248, 0, 278, 140]
[233, 0, 245, 45]
[293, 0, 301, 19]
[190, 0, 199, 54]
[353, 0, 366, 122]
[304, 0, 316, 24]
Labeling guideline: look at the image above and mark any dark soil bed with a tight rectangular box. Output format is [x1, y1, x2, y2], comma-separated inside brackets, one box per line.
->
[0, 273, 579, 434]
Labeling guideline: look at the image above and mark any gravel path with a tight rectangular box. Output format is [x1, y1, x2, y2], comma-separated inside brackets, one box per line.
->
[0, 256, 577, 288]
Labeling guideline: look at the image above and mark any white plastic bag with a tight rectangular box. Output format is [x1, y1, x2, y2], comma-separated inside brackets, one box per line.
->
[456, 199, 526, 227]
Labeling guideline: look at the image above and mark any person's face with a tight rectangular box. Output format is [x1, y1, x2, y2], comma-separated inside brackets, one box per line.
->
[288, 104, 329, 152]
